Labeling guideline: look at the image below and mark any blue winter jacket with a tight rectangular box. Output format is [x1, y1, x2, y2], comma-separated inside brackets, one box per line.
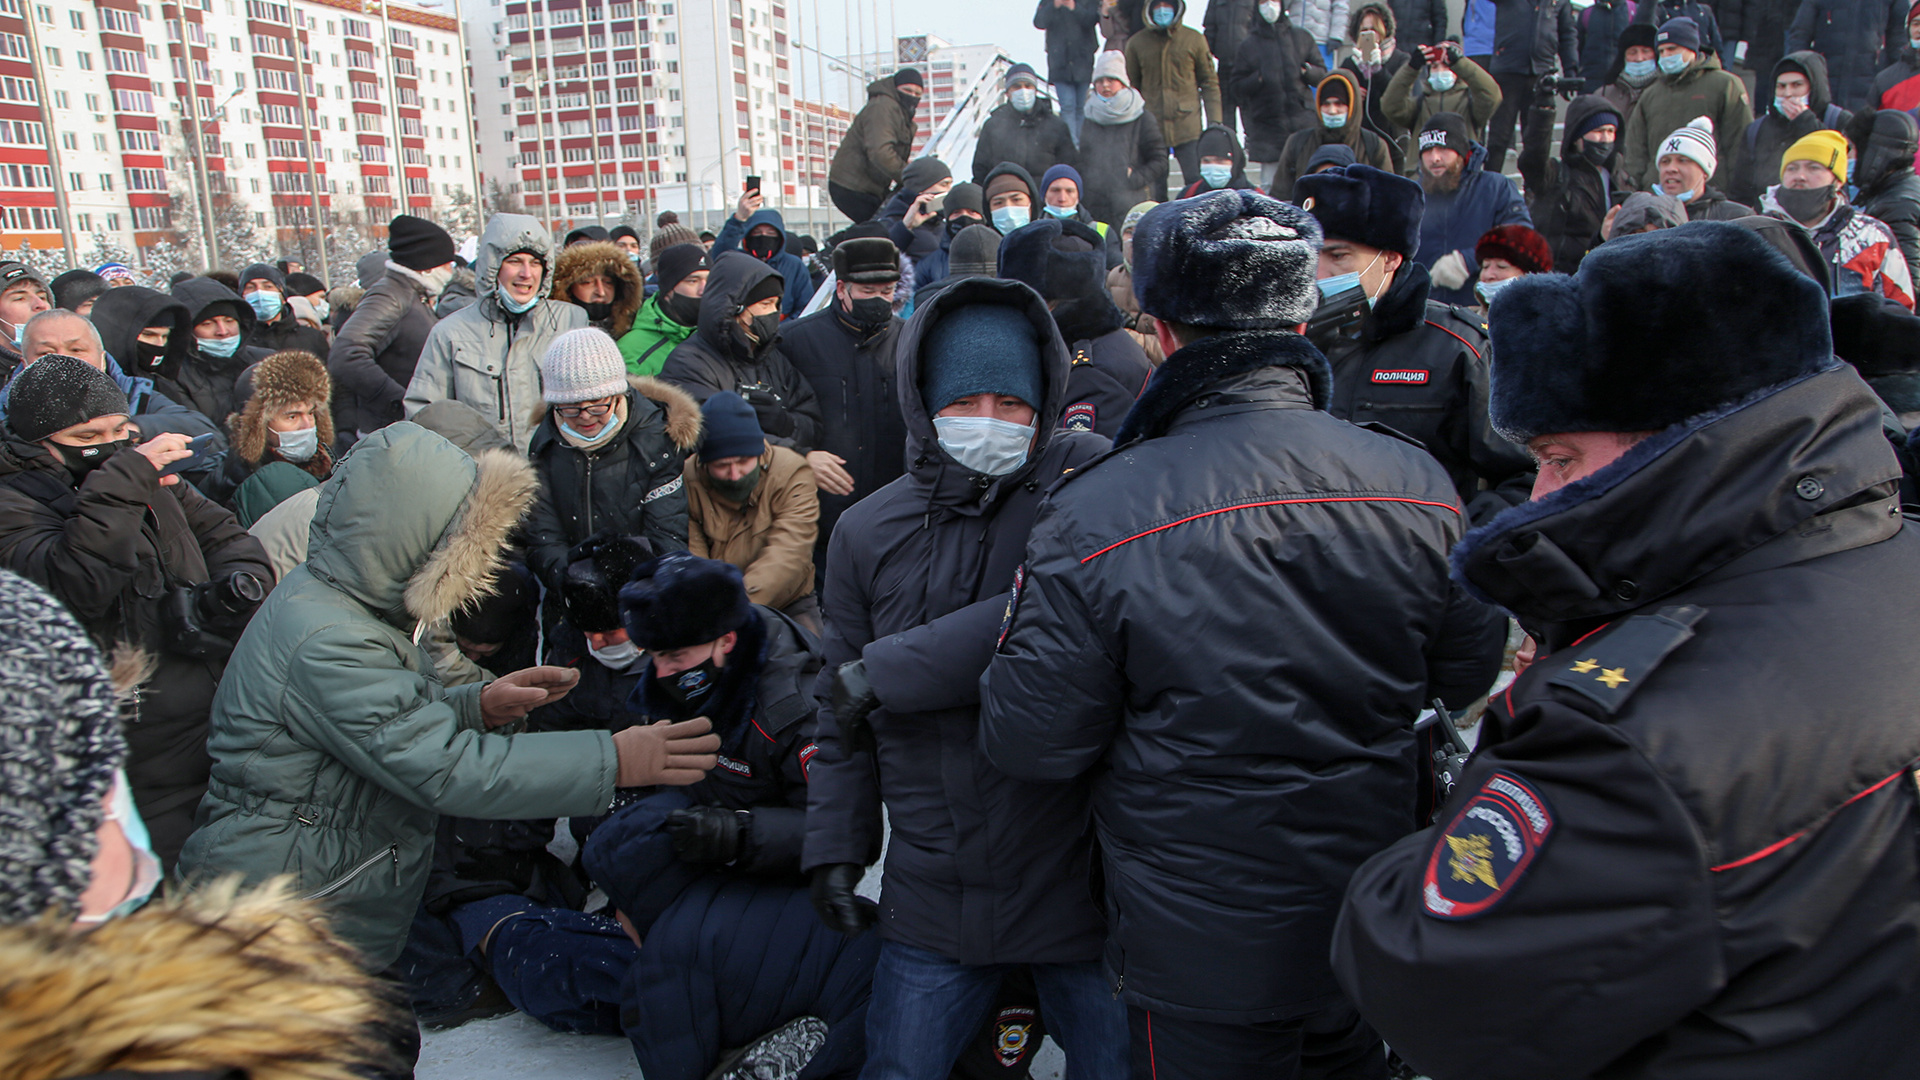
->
[712, 209, 819, 318]
[1414, 141, 1534, 306]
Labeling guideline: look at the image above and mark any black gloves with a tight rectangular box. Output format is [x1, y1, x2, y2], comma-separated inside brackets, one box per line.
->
[739, 386, 796, 437]
[665, 807, 750, 864]
[831, 659, 880, 754]
[810, 863, 875, 934]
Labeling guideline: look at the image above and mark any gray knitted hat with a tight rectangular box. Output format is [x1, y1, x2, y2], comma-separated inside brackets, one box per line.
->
[5, 353, 131, 443]
[0, 569, 126, 924]
[541, 327, 628, 404]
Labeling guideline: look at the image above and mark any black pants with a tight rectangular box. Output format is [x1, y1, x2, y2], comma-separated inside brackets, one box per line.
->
[1484, 71, 1554, 175]
[1170, 139, 1201, 194]
[1128, 1003, 1388, 1080]
[829, 180, 885, 224]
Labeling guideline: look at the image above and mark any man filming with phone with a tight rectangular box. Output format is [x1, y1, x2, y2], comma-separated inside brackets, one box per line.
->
[713, 180, 817, 317]
[0, 353, 275, 866]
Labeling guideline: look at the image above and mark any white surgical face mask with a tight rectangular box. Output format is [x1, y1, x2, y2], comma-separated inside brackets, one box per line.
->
[992, 204, 1032, 234]
[420, 263, 457, 297]
[1475, 275, 1518, 304]
[75, 770, 161, 926]
[589, 638, 641, 669]
[933, 415, 1036, 476]
[1258, 1, 1281, 20]
[274, 424, 320, 462]
[1009, 86, 1037, 112]
[314, 298, 331, 320]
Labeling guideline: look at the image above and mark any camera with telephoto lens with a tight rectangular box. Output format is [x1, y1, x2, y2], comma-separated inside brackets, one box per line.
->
[1305, 280, 1370, 353]
[1535, 74, 1586, 100]
[163, 570, 266, 660]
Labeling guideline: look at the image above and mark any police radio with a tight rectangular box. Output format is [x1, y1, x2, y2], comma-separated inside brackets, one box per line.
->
[1419, 697, 1473, 805]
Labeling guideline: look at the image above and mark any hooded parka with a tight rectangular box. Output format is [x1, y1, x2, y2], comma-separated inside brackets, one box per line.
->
[829, 75, 920, 200]
[800, 277, 1112, 966]
[980, 325, 1504, 1024]
[1621, 51, 1754, 191]
[1518, 93, 1623, 271]
[177, 423, 623, 969]
[0, 436, 272, 866]
[1125, 0, 1223, 147]
[711, 209, 818, 318]
[1334, 362, 1920, 1080]
[550, 240, 646, 340]
[1269, 72, 1396, 200]
[404, 214, 587, 453]
[171, 277, 274, 433]
[1729, 52, 1851, 206]
[970, 96, 1080, 189]
[1853, 108, 1920, 273]
[618, 290, 700, 378]
[1787, 0, 1907, 110]
[1232, 7, 1328, 161]
[1340, 3, 1417, 169]
[27, 286, 224, 447]
[525, 375, 702, 595]
[660, 252, 824, 454]
[329, 260, 442, 438]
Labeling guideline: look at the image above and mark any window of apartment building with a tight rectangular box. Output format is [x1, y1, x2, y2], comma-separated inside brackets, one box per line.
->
[124, 167, 166, 190]
[249, 177, 260, 192]
[49, 88, 65, 108]
[42, 46, 59, 66]
[58, 131, 75, 149]
[131, 207, 167, 230]
[99, 173, 113, 189]
[68, 9, 83, 28]
[84, 93, 98, 110]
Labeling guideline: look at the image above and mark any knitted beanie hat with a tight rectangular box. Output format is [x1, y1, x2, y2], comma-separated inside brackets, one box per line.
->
[388, 214, 458, 271]
[699, 390, 768, 462]
[655, 243, 710, 295]
[0, 569, 126, 924]
[50, 270, 109, 313]
[948, 224, 1005, 278]
[920, 303, 1045, 414]
[1781, 128, 1850, 184]
[650, 224, 701, 261]
[1657, 116, 1718, 177]
[1656, 15, 1700, 53]
[540, 328, 628, 404]
[1475, 224, 1555, 274]
[1123, 201, 1160, 233]
[6, 354, 131, 443]
[1093, 50, 1130, 85]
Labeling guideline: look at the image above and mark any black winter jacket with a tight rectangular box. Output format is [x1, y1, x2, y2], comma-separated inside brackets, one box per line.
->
[1576, 0, 1635, 89]
[1630, 0, 1725, 56]
[525, 375, 700, 595]
[1519, 93, 1622, 272]
[1489, 0, 1580, 76]
[981, 330, 1504, 1023]
[1718, 0, 1787, 78]
[329, 265, 441, 437]
[1233, 14, 1328, 161]
[0, 440, 272, 864]
[1316, 263, 1534, 519]
[1390, 0, 1451, 47]
[801, 277, 1112, 966]
[1035, 0, 1103, 86]
[1788, 0, 1906, 110]
[1335, 364, 1920, 1079]
[1054, 295, 1152, 437]
[244, 305, 330, 360]
[660, 253, 824, 454]
[172, 277, 273, 433]
[1078, 108, 1170, 227]
[1729, 52, 1850, 206]
[971, 99, 1079, 187]
[1203, 0, 1256, 80]
[780, 302, 907, 567]
[1855, 113, 1920, 274]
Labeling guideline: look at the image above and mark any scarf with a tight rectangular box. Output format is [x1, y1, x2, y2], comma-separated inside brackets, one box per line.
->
[1085, 86, 1146, 126]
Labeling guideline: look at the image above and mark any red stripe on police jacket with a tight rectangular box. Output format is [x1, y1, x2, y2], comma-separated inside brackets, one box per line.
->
[1080, 496, 1463, 563]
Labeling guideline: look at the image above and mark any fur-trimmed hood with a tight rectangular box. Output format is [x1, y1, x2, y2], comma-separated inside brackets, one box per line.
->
[0, 878, 393, 1080]
[306, 421, 537, 630]
[528, 374, 704, 453]
[228, 349, 336, 469]
[549, 240, 645, 339]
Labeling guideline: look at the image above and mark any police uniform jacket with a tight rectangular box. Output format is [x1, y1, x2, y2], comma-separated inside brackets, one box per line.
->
[1332, 363, 1920, 1078]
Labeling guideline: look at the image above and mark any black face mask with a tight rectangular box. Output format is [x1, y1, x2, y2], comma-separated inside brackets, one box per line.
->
[661, 290, 702, 326]
[744, 235, 782, 261]
[133, 340, 171, 374]
[1776, 183, 1836, 224]
[707, 462, 762, 503]
[844, 295, 894, 329]
[578, 300, 614, 322]
[1579, 139, 1615, 167]
[655, 655, 720, 707]
[730, 313, 781, 360]
[55, 438, 130, 484]
[947, 214, 982, 239]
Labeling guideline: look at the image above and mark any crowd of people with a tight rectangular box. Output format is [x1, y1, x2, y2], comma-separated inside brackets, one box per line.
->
[2, 1, 1920, 1078]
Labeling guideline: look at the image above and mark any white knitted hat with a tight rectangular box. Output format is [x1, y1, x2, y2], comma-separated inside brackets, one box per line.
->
[1657, 116, 1717, 178]
[541, 327, 627, 404]
[1093, 51, 1129, 86]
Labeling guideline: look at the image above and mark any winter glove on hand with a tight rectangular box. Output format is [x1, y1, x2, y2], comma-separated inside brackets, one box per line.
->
[1430, 249, 1471, 290]
[612, 718, 721, 786]
[831, 659, 880, 754]
[751, 395, 797, 438]
[665, 807, 748, 864]
[810, 863, 875, 934]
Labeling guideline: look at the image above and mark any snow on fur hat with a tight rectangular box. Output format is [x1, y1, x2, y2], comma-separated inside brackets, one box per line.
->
[1487, 221, 1832, 442]
[1293, 163, 1423, 258]
[1475, 224, 1553, 274]
[998, 217, 1106, 302]
[1133, 189, 1322, 330]
[1657, 116, 1718, 177]
[229, 348, 333, 467]
[618, 552, 753, 651]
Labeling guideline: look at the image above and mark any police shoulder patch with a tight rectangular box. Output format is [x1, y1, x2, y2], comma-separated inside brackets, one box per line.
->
[1546, 605, 1706, 715]
[1422, 771, 1554, 919]
[1062, 401, 1097, 431]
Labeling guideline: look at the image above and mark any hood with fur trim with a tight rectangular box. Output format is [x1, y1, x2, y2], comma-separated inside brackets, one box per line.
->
[549, 240, 645, 339]
[229, 349, 335, 469]
[306, 421, 537, 630]
[0, 878, 393, 1080]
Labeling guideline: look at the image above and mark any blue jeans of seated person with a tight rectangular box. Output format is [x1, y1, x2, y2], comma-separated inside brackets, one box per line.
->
[861, 939, 1128, 1080]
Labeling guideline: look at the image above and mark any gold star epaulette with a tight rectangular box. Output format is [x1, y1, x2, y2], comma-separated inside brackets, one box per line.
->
[1546, 605, 1707, 714]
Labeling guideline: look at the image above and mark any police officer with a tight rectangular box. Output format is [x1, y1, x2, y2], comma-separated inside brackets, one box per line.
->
[980, 189, 1506, 1079]
[1294, 163, 1534, 520]
[1332, 221, 1920, 1078]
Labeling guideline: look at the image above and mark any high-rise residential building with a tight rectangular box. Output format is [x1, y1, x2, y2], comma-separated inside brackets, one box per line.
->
[0, 0, 478, 279]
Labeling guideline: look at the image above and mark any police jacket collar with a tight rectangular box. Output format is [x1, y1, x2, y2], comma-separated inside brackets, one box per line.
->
[1116, 328, 1331, 444]
[1365, 260, 1434, 342]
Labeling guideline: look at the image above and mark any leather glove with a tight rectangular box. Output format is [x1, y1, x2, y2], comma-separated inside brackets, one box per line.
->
[665, 806, 748, 864]
[1430, 249, 1472, 291]
[810, 863, 875, 935]
[831, 659, 880, 754]
[612, 718, 721, 786]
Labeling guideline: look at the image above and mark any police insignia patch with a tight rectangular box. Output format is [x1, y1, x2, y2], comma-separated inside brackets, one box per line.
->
[1063, 401, 1097, 431]
[993, 1006, 1037, 1067]
[1422, 771, 1553, 919]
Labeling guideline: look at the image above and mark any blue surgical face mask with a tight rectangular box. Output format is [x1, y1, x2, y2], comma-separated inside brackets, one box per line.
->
[933, 415, 1036, 477]
[1321, 108, 1348, 129]
[198, 332, 242, 358]
[1475, 275, 1518, 304]
[1623, 58, 1657, 80]
[1151, 5, 1175, 26]
[274, 424, 319, 462]
[1009, 86, 1037, 112]
[1199, 162, 1233, 188]
[627, 251, 643, 264]
[1774, 94, 1808, 115]
[1657, 52, 1689, 75]
[246, 288, 283, 320]
[1673, 186, 1697, 202]
[498, 283, 542, 314]
[1042, 202, 1078, 219]
[1428, 69, 1457, 91]
[75, 770, 161, 926]
[992, 204, 1031, 234]
[3, 317, 21, 348]
[1315, 249, 1385, 307]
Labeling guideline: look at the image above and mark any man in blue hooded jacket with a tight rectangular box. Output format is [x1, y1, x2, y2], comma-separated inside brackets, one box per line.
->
[712, 190, 819, 317]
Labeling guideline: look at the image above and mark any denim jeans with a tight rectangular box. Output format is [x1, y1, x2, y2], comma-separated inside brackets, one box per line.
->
[862, 939, 1128, 1080]
[1055, 81, 1087, 143]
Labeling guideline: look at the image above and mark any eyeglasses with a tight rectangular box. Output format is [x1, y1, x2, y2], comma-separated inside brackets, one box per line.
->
[555, 400, 615, 420]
